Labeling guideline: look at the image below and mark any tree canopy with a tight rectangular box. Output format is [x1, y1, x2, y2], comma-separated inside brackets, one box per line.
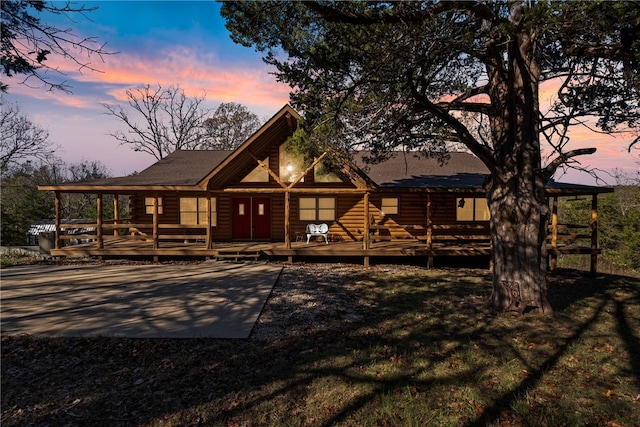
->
[102, 84, 211, 160]
[0, 160, 113, 246]
[222, 1, 639, 167]
[202, 102, 261, 150]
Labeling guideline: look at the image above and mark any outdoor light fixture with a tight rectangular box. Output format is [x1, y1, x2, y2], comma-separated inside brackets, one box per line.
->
[458, 198, 466, 208]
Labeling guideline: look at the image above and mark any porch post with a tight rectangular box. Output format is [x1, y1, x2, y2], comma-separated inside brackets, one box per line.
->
[426, 193, 433, 268]
[550, 196, 558, 272]
[206, 194, 213, 250]
[96, 193, 103, 249]
[363, 192, 370, 250]
[54, 191, 61, 249]
[152, 194, 159, 250]
[113, 194, 120, 236]
[590, 194, 598, 275]
[284, 190, 291, 249]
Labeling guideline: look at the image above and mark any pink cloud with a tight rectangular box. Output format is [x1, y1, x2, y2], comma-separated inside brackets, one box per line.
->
[6, 44, 290, 113]
[83, 47, 291, 111]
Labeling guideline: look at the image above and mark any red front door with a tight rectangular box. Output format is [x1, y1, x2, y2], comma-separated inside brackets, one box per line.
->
[232, 197, 271, 240]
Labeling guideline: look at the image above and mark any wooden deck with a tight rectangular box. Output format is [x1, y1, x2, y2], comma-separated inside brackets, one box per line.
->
[49, 236, 596, 268]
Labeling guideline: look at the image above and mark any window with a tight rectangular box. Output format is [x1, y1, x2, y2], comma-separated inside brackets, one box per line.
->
[241, 158, 269, 182]
[144, 197, 163, 215]
[381, 197, 399, 215]
[279, 145, 304, 183]
[299, 197, 336, 222]
[179, 197, 217, 226]
[456, 197, 489, 221]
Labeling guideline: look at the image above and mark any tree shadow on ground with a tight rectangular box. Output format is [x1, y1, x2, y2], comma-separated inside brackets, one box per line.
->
[2, 265, 639, 426]
[469, 270, 640, 426]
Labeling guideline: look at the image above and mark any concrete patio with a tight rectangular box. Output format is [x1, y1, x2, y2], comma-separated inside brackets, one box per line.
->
[1, 261, 283, 339]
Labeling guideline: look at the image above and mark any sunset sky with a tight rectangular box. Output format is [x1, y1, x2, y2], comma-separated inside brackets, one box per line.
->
[3, 1, 638, 184]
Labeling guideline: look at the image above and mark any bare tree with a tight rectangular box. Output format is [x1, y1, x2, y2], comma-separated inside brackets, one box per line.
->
[1, 0, 115, 93]
[0, 99, 56, 175]
[202, 102, 262, 150]
[102, 84, 211, 160]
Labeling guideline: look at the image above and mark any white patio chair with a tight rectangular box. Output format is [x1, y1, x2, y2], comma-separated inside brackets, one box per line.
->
[306, 223, 329, 244]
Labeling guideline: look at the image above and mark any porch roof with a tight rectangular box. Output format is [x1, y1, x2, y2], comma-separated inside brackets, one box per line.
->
[357, 151, 613, 195]
[357, 152, 488, 189]
[38, 150, 233, 192]
[39, 149, 613, 196]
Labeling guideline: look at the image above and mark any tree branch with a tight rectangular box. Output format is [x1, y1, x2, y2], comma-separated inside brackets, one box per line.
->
[543, 147, 597, 179]
[407, 71, 497, 174]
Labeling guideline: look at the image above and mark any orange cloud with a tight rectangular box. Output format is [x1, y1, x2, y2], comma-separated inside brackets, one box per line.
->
[80, 46, 291, 111]
[8, 44, 290, 113]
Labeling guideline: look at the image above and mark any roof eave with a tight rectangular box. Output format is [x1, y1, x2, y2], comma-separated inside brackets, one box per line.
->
[38, 184, 205, 193]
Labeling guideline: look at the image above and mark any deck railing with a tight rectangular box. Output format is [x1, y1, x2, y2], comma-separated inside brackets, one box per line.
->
[56, 221, 210, 250]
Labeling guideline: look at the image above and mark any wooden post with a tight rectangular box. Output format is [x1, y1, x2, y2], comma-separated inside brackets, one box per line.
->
[113, 194, 120, 236]
[206, 194, 213, 250]
[426, 194, 433, 268]
[363, 192, 371, 266]
[590, 194, 598, 275]
[96, 193, 103, 249]
[54, 191, 61, 249]
[152, 195, 159, 250]
[363, 192, 370, 250]
[550, 196, 558, 272]
[284, 191, 291, 249]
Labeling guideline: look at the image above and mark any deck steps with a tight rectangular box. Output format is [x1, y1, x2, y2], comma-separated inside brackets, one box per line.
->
[213, 249, 261, 261]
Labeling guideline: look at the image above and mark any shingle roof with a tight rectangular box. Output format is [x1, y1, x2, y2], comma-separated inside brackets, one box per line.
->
[354, 151, 489, 188]
[44, 150, 232, 189]
[99, 150, 233, 187]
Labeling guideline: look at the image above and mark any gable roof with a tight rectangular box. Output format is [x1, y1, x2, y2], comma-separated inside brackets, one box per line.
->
[205, 104, 299, 189]
[39, 104, 612, 196]
[39, 104, 299, 192]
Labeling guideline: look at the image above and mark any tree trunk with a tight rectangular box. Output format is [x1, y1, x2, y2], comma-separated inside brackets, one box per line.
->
[486, 174, 553, 314]
[485, 5, 553, 314]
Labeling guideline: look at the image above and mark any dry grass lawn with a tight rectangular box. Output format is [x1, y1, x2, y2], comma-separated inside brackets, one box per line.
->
[2, 262, 639, 426]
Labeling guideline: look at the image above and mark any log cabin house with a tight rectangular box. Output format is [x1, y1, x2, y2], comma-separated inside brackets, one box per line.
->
[40, 105, 613, 271]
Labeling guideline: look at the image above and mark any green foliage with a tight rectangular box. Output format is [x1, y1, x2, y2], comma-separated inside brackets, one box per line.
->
[599, 186, 640, 271]
[221, 1, 640, 159]
[1, 163, 55, 245]
[559, 185, 640, 273]
[0, 160, 114, 246]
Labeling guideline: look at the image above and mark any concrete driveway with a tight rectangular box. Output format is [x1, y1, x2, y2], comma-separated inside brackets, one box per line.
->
[1, 261, 282, 339]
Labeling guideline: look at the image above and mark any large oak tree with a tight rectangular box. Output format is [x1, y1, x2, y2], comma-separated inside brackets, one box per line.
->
[221, 1, 640, 313]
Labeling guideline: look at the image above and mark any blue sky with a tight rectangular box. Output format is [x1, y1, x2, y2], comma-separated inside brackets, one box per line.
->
[3, 1, 638, 183]
[4, 1, 290, 176]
